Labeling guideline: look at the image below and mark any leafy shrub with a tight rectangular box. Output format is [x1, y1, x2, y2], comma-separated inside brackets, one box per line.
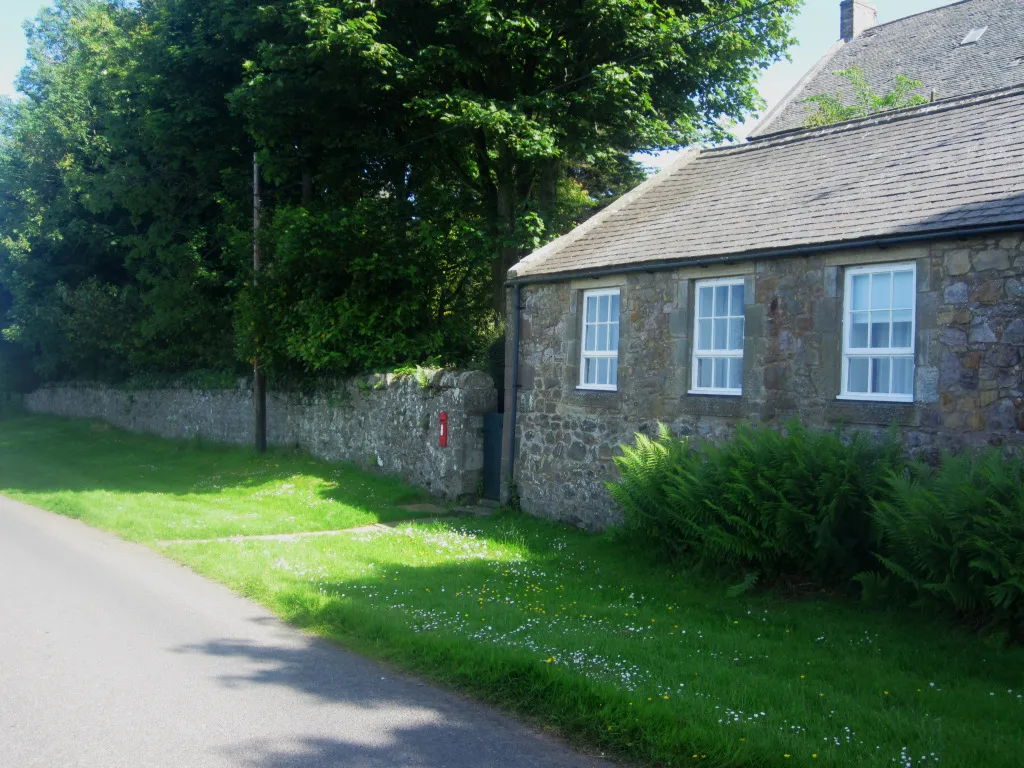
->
[0, 337, 38, 394]
[234, 199, 494, 377]
[804, 66, 928, 128]
[870, 451, 1024, 638]
[0, 392, 23, 419]
[610, 422, 904, 589]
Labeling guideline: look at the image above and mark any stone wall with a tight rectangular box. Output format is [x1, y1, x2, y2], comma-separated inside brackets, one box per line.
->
[25, 371, 497, 501]
[504, 234, 1024, 529]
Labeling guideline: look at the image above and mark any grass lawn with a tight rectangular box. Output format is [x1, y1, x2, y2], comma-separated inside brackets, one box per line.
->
[0, 414, 429, 541]
[2, 411, 1022, 767]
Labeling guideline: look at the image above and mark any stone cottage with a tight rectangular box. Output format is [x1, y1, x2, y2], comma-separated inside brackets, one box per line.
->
[500, 83, 1024, 529]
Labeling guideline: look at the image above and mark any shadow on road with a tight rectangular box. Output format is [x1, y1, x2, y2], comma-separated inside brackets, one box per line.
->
[173, 628, 607, 768]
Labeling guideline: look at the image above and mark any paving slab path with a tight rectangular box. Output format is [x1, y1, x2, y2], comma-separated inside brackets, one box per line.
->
[154, 504, 494, 547]
[0, 495, 611, 768]
[154, 523, 399, 547]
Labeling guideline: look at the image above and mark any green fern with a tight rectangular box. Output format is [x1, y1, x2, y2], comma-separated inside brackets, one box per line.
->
[606, 423, 692, 557]
[872, 451, 1024, 638]
[609, 423, 1024, 639]
[609, 421, 903, 588]
[726, 571, 760, 598]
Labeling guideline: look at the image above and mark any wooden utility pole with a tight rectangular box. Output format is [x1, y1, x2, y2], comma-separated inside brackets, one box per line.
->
[253, 153, 267, 453]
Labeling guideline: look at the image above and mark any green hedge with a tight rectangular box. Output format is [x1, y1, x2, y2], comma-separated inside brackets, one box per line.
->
[609, 423, 1024, 639]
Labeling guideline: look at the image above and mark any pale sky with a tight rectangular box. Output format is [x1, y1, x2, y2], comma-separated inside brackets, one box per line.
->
[1, 0, 49, 97]
[1, 0, 957, 137]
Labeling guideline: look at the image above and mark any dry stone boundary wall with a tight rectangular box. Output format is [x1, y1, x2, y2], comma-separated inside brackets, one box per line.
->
[24, 371, 497, 501]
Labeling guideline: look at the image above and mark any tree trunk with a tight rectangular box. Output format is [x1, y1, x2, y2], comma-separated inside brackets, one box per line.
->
[301, 166, 313, 207]
[491, 181, 520, 315]
[537, 157, 560, 227]
[252, 154, 267, 454]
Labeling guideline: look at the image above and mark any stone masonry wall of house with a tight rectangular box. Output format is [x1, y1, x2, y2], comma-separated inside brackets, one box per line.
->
[25, 371, 497, 501]
[503, 234, 1024, 529]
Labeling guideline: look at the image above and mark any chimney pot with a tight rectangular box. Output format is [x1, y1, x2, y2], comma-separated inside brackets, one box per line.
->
[841, 0, 878, 41]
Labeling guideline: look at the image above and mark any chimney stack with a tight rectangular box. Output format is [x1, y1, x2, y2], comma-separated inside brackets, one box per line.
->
[841, 0, 878, 41]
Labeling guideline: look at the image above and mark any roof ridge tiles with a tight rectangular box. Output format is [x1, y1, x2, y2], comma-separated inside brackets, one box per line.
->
[855, 0, 979, 35]
[751, 0, 1024, 138]
[730, 83, 1024, 153]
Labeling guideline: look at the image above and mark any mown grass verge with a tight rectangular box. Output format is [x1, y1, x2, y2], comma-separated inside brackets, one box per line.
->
[1, 412, 1022, 767]
[0, 413, 428, 541]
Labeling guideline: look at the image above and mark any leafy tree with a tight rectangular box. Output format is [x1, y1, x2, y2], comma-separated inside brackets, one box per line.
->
[98, 0, 269, 373]
[0, 0, 262, 380]
[1, 0, 800, 384]
[804, 66, 928, 128]
[234, 0, 801, 313]
[0, 3, 139, 380]
[0, 279, 37, 393]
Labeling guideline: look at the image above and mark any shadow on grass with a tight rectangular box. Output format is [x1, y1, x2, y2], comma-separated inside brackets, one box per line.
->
[174, 509, 1024, 698]
[0, 413, 428, 516]
[168, 542, 1024, 768]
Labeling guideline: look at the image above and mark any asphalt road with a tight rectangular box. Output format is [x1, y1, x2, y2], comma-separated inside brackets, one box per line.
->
[0, 495, 611, 768]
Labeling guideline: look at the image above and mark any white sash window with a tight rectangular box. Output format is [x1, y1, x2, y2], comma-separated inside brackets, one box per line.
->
[690, 278, 745, 395]
[840, 263, 916, 402]
[579, 289, 620, 390]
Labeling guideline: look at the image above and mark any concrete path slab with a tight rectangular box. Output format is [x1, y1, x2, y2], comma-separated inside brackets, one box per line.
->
[156, 506, 497, 547]
[399, 503, 447, 515]
[0, 495, 611, 768]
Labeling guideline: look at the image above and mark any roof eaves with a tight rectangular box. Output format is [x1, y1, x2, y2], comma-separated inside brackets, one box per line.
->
[748, 40, 845, 140]
[508, 147, 703, 281]
[509, 221, 1024, 286]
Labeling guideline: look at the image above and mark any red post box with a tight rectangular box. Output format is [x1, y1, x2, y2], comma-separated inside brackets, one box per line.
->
[439, 411, 448, 448]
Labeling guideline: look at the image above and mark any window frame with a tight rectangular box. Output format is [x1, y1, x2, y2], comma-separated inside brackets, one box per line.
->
[838, 262, 917, 404]
[689, 276, 746, 397]
[577, 287, 621, 392]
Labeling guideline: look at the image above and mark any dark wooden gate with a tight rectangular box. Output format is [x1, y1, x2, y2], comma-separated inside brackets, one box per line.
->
[482, 412, 503, 501]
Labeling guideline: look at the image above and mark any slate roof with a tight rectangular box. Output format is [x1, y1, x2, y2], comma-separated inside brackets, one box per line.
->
[753, 0, 1024, 138]
[510, 87, 1024, 282]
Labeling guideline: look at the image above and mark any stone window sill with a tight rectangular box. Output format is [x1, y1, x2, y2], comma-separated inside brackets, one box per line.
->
[836, 394, 914, 404]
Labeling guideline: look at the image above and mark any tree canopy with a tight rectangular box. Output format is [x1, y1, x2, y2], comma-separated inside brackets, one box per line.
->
[0, 0, 799, 387]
